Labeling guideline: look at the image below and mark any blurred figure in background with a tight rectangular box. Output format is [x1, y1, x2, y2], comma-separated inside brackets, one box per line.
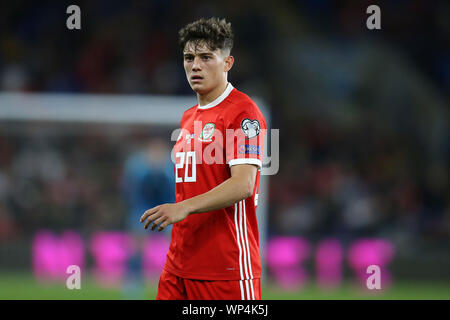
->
[121, 137, 175, 299]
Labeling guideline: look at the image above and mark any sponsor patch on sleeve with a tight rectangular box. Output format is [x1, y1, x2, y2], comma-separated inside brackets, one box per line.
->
[238, 144, 260, 155]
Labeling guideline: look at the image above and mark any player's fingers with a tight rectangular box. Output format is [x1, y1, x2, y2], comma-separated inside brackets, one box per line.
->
[140, 210, 151, 223]
[144, 210, 162, 229]
[151, 216, 167, 231]
[140, 206, 160, 223]
[158, 220, 171, 232]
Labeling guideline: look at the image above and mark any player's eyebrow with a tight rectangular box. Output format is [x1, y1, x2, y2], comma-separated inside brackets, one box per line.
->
[183, 52, 214, 56]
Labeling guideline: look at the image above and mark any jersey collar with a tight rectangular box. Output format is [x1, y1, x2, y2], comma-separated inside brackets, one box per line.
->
[197, 83, 234, 110]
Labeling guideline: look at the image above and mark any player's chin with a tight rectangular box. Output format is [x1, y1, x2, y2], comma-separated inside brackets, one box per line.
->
[190, 82, 206, 94]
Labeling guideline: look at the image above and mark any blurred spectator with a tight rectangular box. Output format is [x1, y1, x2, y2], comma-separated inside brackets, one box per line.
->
[120, 137, 174, 299]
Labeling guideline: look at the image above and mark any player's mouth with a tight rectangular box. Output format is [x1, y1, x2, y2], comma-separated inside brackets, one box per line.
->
[191, 75, 204, 82]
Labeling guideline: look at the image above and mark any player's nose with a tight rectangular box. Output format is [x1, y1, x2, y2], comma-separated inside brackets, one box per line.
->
[192, 57, 201, 70]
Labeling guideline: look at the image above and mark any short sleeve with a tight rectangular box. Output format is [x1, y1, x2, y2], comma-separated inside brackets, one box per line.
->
[225, 104, 266, 169]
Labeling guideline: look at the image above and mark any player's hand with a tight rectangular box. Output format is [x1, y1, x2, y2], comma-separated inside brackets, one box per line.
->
[139, 203, 190, 232]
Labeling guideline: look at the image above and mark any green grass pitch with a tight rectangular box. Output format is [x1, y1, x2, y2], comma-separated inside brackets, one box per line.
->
[0, 273, 449, 300]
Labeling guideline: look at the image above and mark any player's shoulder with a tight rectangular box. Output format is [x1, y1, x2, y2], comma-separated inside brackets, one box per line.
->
[228, 87, 258, 108]
[185, 104, 198, 115]
[180, 104, 198, 120]
[226, 87, 263, 115]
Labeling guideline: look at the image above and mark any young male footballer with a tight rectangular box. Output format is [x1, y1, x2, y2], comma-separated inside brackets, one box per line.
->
[140, 17, 267, 300]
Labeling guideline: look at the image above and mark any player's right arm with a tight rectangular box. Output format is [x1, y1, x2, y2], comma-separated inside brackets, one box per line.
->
[140, 163, 257, 231]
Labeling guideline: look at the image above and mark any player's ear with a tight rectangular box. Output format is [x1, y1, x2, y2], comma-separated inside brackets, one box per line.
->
[224, 55, 234, 72]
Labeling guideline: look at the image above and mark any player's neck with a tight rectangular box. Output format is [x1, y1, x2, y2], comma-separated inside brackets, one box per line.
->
[197, 81, 229, 107]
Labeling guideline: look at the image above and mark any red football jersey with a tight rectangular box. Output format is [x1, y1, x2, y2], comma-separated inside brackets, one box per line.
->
[163, 83, 267, 288]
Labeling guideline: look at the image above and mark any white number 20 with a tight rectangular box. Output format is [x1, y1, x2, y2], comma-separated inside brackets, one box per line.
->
[175, 151, 196, 183]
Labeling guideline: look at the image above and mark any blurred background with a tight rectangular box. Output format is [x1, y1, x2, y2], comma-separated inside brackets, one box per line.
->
[0, 0, 449, 299]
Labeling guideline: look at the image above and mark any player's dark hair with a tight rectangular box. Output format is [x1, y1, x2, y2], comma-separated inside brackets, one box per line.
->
[178, 17, 234, 54]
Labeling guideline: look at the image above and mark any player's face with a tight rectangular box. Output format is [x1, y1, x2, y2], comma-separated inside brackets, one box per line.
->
[183, 41, 232, 95]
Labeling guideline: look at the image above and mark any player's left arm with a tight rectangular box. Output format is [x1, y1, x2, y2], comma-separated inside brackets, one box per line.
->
[140, 164, 257, 231]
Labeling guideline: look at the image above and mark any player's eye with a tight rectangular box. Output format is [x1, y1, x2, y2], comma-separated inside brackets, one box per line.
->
[184, 55, 194, 62]
[202, 56, 211, 61]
